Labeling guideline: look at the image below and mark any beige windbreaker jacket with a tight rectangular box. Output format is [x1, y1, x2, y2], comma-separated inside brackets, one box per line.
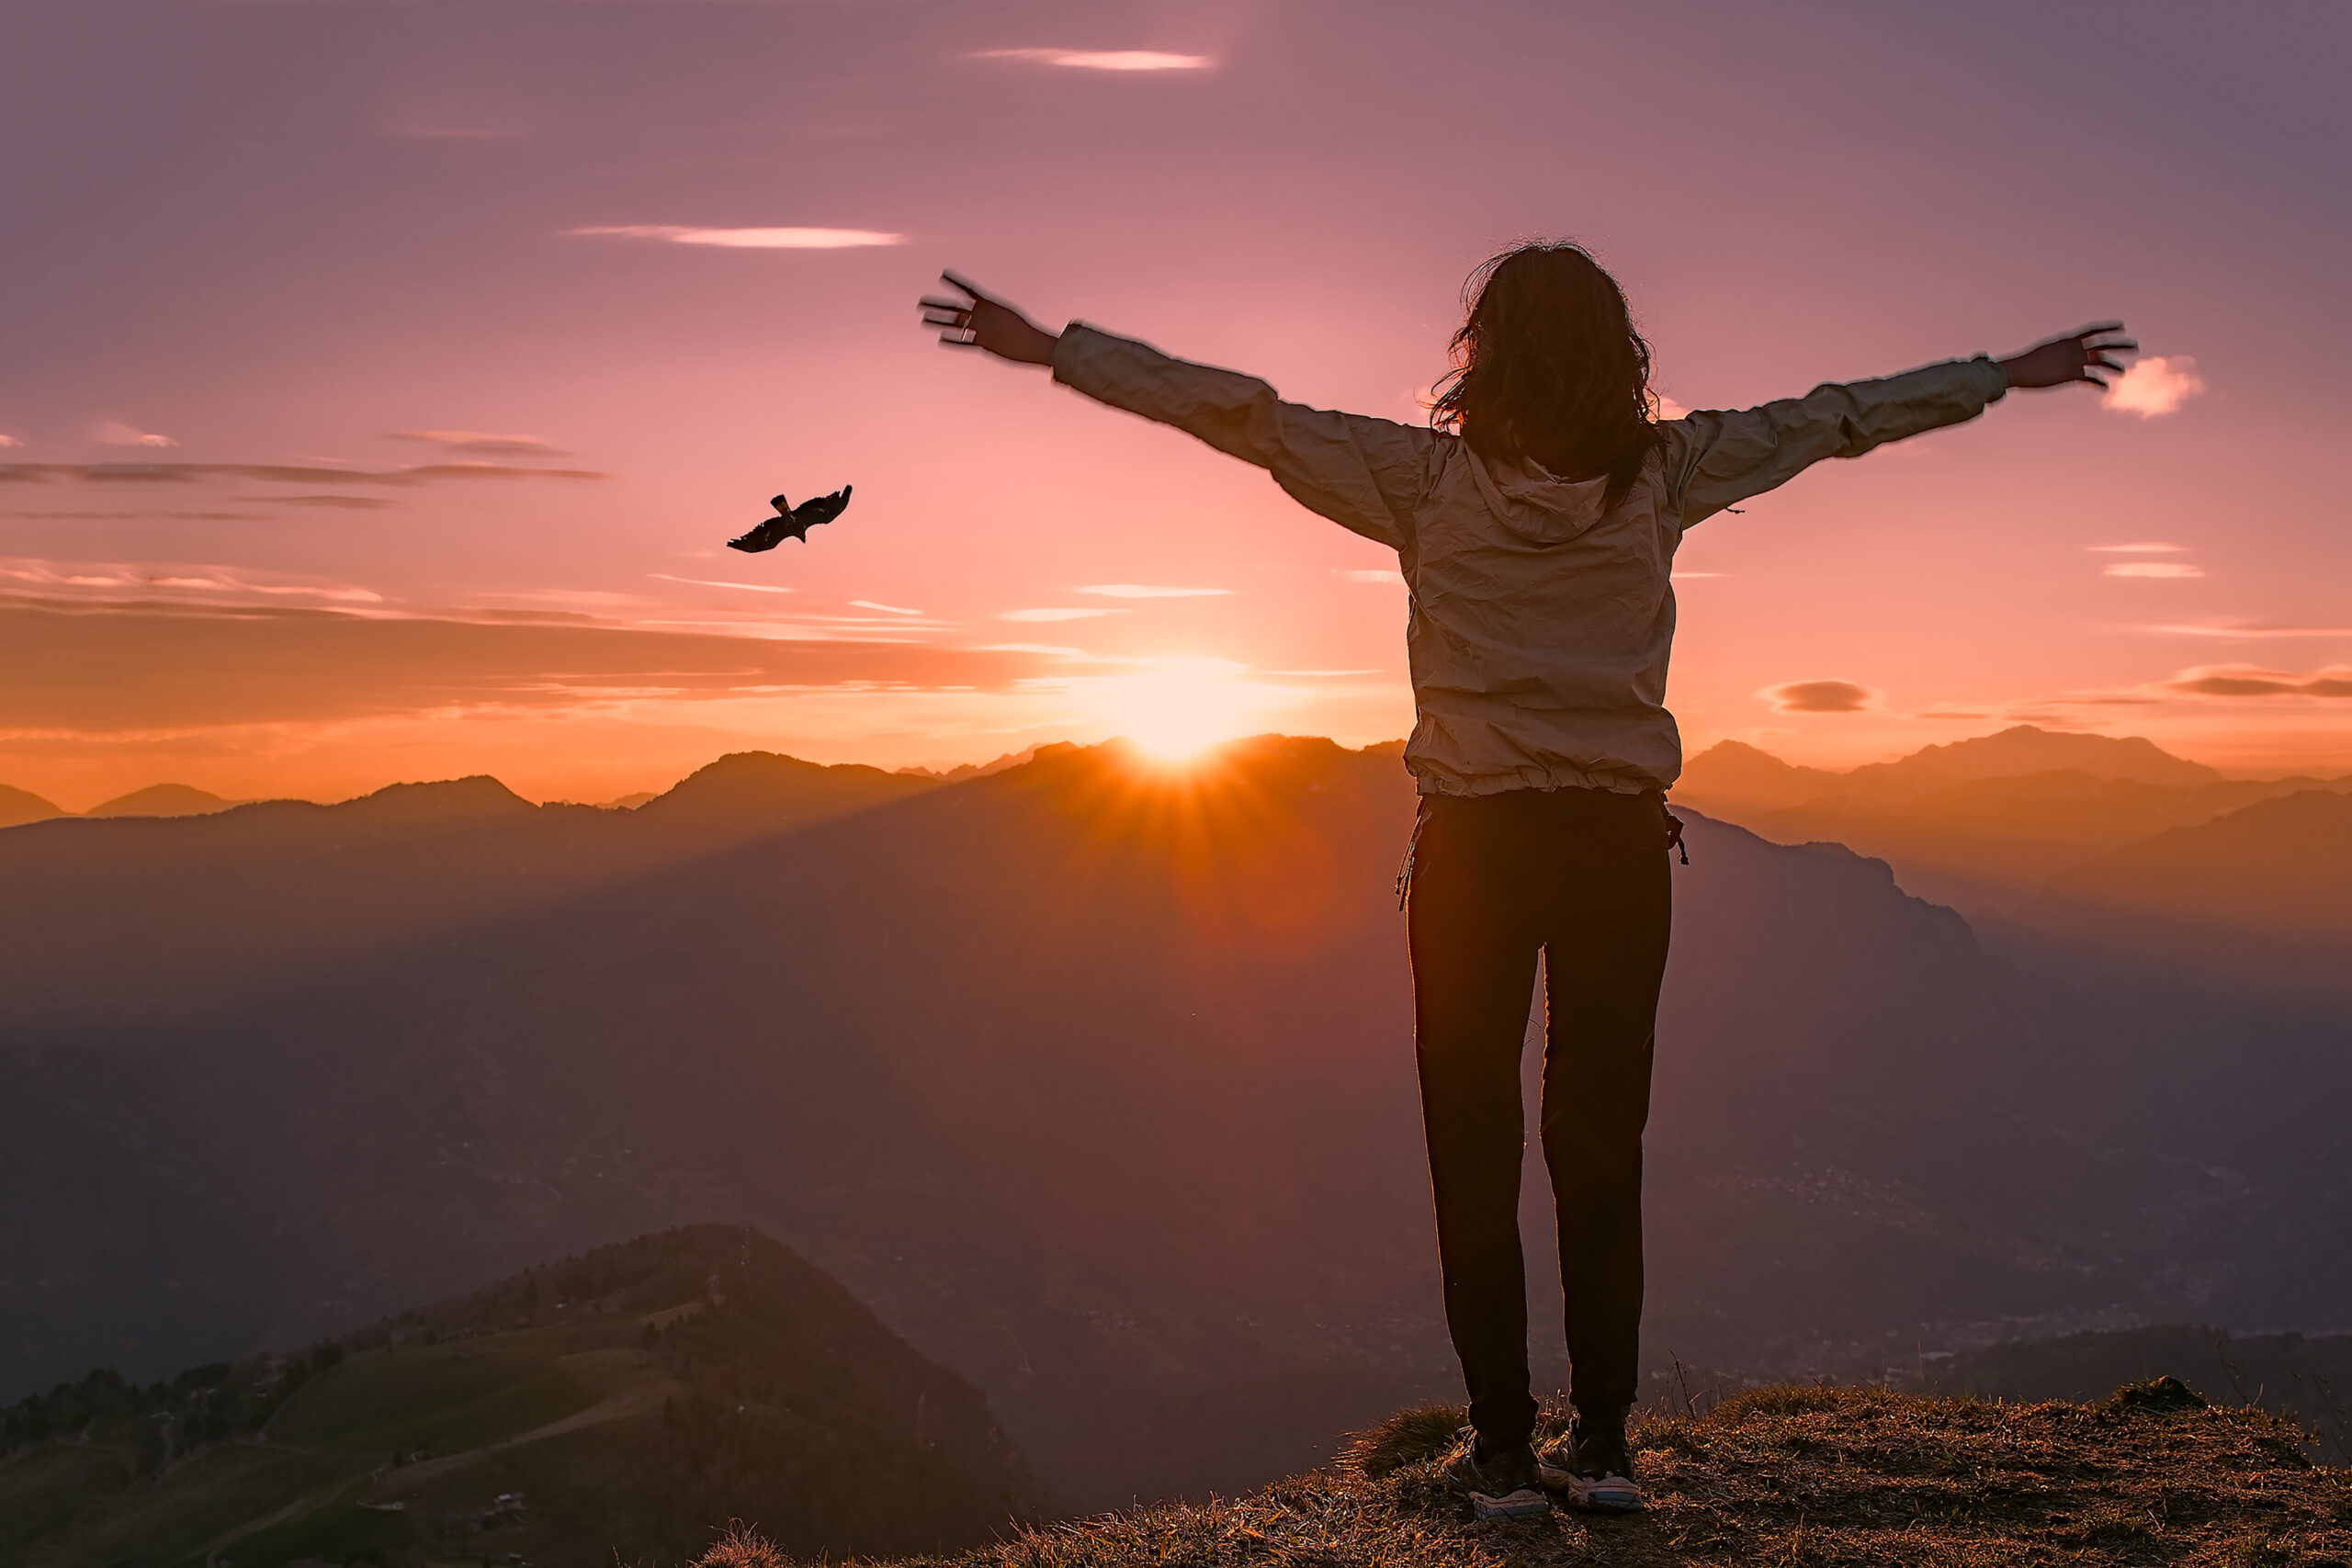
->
[1050, 323, 2008, 797]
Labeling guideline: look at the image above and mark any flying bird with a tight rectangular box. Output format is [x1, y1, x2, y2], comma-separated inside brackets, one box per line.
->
[728, 485, 852, 552]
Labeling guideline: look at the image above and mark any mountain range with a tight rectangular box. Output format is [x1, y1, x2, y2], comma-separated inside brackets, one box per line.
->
[1675, 725, 2352, 941]
[3, 732, 2346, 1509]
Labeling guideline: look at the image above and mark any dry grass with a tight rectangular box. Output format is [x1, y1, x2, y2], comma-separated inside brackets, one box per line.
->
[695, 1382, 2352, 1568]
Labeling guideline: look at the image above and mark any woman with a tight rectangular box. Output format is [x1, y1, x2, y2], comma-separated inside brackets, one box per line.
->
[919, 247, 2129, 1519]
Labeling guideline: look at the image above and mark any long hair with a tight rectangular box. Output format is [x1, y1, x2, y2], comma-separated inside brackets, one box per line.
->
[1429, 242, 1661, 502]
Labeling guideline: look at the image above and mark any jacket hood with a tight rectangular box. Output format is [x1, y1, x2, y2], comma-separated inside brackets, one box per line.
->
[1463, 446, 1613, 545]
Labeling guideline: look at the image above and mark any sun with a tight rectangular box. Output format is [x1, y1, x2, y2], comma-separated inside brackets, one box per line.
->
[1100, 661, 1276, 763]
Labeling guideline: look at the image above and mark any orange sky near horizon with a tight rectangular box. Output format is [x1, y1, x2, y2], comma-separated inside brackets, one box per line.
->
[4, 2, 2349, 810]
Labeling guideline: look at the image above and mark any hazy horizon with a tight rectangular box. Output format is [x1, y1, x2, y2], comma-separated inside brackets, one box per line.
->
[14, 718, 2352, 818]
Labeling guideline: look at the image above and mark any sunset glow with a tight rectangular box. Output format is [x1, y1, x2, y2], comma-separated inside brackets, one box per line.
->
[1099, 662, 1285, 763]
[3, 4, 2347, 804]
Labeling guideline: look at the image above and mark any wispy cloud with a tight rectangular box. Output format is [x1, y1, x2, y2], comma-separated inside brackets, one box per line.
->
[1, 461, 605, 486]
[968, 48, 1211, 72]
[95, 420, 175, 448]
[2106, 561, 2205, 579]
[977, 643, 1091, 659]
[2103, 355, 2205, 418]
[1, 509, 258, 522]
[2161, 663, 2352, 699]
[567, 224, 904, 249]
[0, 434, 19, 449]
[1078, 583, 1232, 598]
[1671, 571, 1725, 581]
[1336, 570, 1404, 585]
[2087, 541, 2187, 554]
[850, 600, 924, 615]
[1001, 607, 1124, 622]
[249, 495, 398, 510]
[1650, 392, 1690, 421]
[1, 556, 384, 605]
[1758, 679, 1880, 714]
[0, 591, 1057, 737]
[2142, 621, 2352, 639]
[391, 430, 571, 457]
[650, 573, 794, 595]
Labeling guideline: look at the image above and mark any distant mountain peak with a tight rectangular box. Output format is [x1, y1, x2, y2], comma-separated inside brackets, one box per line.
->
[1849, 725, 2222, 793]
[84, 782, 237, 818]
[0, 782, 66, 829]
[336, 775, 536, 820]
[1675, 741, 1843, 811]
[639, 749, 937, 823]
[1678, 726, 2222, 814]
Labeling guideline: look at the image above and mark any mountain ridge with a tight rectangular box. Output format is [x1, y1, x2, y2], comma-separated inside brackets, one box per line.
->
[0, 1225, 1040, 1568]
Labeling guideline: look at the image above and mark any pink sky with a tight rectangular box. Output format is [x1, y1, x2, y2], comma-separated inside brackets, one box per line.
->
[3, 1, 2348, 807]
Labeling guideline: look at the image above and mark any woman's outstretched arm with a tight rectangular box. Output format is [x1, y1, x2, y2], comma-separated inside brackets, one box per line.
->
[921, 274, 1437, 551]
[1664, 323, 2135, 528]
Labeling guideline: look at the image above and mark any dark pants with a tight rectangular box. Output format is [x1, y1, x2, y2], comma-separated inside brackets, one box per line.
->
[1406, 786, 1674, 1447]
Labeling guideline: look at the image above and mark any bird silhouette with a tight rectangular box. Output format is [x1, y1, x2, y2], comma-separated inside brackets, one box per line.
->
[728, 485, 852, 552]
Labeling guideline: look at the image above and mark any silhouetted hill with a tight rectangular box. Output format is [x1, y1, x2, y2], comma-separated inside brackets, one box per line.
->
[0, 1226, 1038, 1567]
[702, 1387, 2348, 1568]
[7, 737, 2346, 1509]
[1675, 728, 2346, 916]
[84, 782, 238, 818]
[1736, 771, 2333, 912]
[1672, 739, 1840, 812]
[1676, 726, 2222, 819]
[0, 755, 931, 1024]
[0, 783, 64, 828]
[2010, 789, 2352, 996]
[637, 750, 937, 829]
[1844, 724, 2223, 793]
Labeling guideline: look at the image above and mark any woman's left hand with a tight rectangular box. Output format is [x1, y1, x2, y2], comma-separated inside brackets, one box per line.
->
[1996, 322, 2136, 390]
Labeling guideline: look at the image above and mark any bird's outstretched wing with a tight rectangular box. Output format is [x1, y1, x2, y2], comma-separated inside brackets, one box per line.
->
[790, 485, 852, 532]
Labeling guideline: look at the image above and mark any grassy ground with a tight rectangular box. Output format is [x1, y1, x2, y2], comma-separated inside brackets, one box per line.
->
[269, 1330, 598, 1454]
[700, 1383, 2352, 1568]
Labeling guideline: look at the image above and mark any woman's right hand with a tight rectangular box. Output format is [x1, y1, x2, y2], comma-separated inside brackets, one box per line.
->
[920, 273, 1061, 366]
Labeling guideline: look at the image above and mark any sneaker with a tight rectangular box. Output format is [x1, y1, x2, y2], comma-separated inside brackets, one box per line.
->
[1536, 1418, 1643, 1513]
[1441, 1431, 1551, 1520]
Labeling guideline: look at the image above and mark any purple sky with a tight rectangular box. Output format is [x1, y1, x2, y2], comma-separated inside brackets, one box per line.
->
[3, 0, 2347, 806]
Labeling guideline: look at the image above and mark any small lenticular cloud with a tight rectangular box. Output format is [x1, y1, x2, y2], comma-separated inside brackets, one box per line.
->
[1759, 679, 1880, 714]
[568, 225, 905, 249]
[970, 48, 1211, 71]
[2103, 355, 2205, 418]
[2163, 664, 2352, 698]
[1001, 607, 1123, 622]
[1650, 392, 1690, 421]
[0, 434, 19, 448]
[96, 420, 175, 447]
[850, 600, 924, 616]
[392, 430, 570, 457]
[1338, 570, 1405, 584]
[2105, 561, 2205, 579]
